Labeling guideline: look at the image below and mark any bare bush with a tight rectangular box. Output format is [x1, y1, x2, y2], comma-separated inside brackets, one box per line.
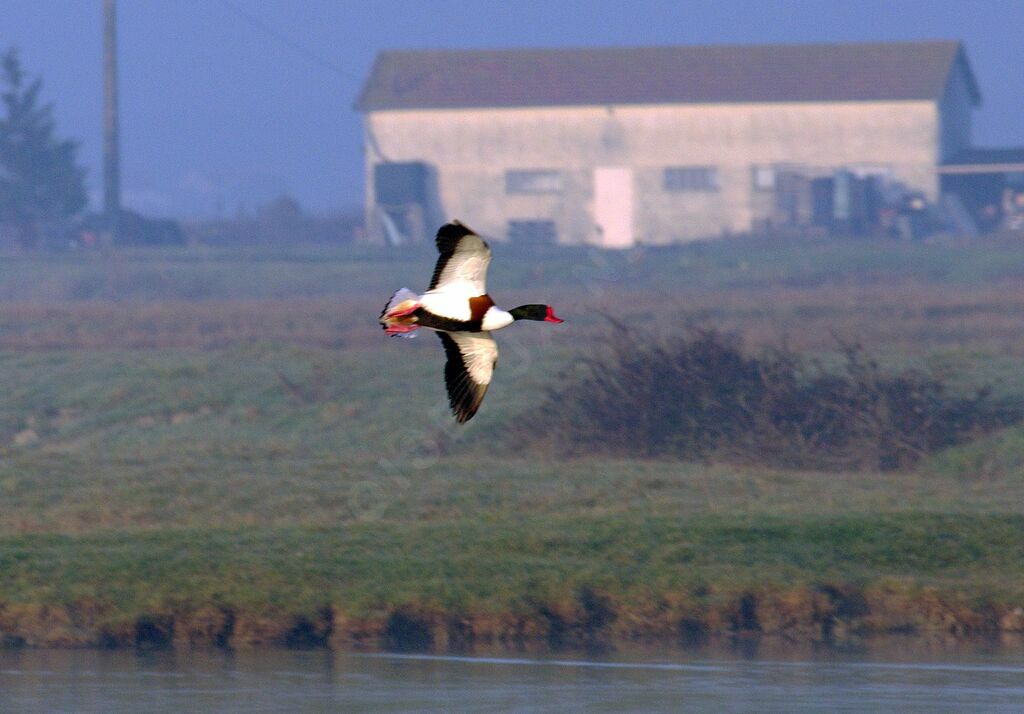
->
[516, 327, 1021, 471]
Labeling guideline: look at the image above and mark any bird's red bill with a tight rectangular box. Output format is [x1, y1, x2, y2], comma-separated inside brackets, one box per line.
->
[544, 306, 564, 323]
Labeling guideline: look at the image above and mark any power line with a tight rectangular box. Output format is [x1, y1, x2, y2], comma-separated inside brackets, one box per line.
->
[215, 0, 364, 84]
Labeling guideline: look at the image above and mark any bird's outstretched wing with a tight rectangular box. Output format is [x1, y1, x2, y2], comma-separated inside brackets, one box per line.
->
[428, 221, 492, 295]
[437, 331, 497, 423]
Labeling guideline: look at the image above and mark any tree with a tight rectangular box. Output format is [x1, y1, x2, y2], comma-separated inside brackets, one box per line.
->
[258, 194, 306, 243]
[0, 48, 87, 247]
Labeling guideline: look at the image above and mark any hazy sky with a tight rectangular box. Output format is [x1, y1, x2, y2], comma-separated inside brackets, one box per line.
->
[4, 0, 1024, 218]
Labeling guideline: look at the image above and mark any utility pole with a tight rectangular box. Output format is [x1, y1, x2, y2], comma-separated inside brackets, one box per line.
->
[103, 0, 121, 245]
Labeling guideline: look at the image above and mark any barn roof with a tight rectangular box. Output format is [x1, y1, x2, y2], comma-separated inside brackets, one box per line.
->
[943, 147, 1024, 166]
[356, 40, 979, 112]
[940, 146, 1024, 174]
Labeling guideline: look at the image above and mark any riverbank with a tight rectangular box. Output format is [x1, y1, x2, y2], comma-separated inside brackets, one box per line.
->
[2, 242, 1024, 654]
[3, 513, 1023, 651]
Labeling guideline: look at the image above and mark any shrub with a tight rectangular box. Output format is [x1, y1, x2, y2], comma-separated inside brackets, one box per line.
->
[516, 327, 1021, 471]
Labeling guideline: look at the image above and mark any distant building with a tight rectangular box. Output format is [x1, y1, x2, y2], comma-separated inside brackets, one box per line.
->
[356, 41, 1021, 246]
[940, 147, 1024, 233]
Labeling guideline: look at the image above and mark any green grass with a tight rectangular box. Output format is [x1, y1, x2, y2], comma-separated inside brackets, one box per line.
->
[921, 424, 1024, 481]
[2, 235, 1024, 301]
[3, 513, 1022, 631]
[1, 238, 1024, 647]
[0, 346, 1022, 536]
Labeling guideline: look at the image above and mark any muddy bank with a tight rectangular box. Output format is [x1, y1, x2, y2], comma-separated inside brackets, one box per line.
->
[3, 583, 1024, 652]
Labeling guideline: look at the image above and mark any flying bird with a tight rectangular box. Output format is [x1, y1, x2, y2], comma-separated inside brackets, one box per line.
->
[379, 221, 563, 423]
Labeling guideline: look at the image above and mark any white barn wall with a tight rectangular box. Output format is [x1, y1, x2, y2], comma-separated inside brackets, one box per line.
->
[365, 99, 941, 244]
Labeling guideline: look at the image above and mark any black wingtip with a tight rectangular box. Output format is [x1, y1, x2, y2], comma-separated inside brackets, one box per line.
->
[437, 221, 475, 240]
[437, 331, 488, 424]
[434, 221, 482, 263]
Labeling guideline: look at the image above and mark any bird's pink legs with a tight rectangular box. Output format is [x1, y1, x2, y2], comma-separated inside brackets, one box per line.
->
[381, 299, 422, 336]
[384, 323, 419, 335]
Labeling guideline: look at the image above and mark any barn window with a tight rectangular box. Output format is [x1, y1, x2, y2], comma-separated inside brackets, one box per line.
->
[506, 170, 564, 194]
[664, 166, 719, 192]
[850, 164, 894, 180]
[751, 166, 776, 191]
[507, 220, 557, 245]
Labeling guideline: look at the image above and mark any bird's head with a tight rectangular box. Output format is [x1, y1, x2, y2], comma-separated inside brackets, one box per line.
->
[509, 304, 564, 323]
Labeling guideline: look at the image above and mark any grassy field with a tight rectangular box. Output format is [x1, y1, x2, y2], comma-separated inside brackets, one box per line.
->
[2, 236, 1024, 649]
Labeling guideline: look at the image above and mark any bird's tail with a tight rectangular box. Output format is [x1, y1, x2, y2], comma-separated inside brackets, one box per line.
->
[379, 287, 422, 337]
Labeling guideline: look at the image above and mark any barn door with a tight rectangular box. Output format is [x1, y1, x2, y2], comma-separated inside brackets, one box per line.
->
[593, 167, 634, 248]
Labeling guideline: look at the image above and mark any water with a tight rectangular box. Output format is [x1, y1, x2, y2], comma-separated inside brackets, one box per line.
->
[2, 644, 1023, 712]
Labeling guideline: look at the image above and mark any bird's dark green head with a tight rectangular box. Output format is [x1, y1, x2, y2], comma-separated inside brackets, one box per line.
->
[510, 304, 564, 323]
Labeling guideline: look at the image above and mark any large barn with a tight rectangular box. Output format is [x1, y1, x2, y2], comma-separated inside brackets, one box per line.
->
[356, 40, 1015, 246]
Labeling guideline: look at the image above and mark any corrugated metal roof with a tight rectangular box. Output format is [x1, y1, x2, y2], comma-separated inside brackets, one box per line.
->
[356, 41, 979, 112]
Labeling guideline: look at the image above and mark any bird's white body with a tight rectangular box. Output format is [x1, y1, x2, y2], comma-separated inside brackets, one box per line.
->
[418, 289, 470, 321]
[418, 290, 512, 331]
[481, 306, 514, 331]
